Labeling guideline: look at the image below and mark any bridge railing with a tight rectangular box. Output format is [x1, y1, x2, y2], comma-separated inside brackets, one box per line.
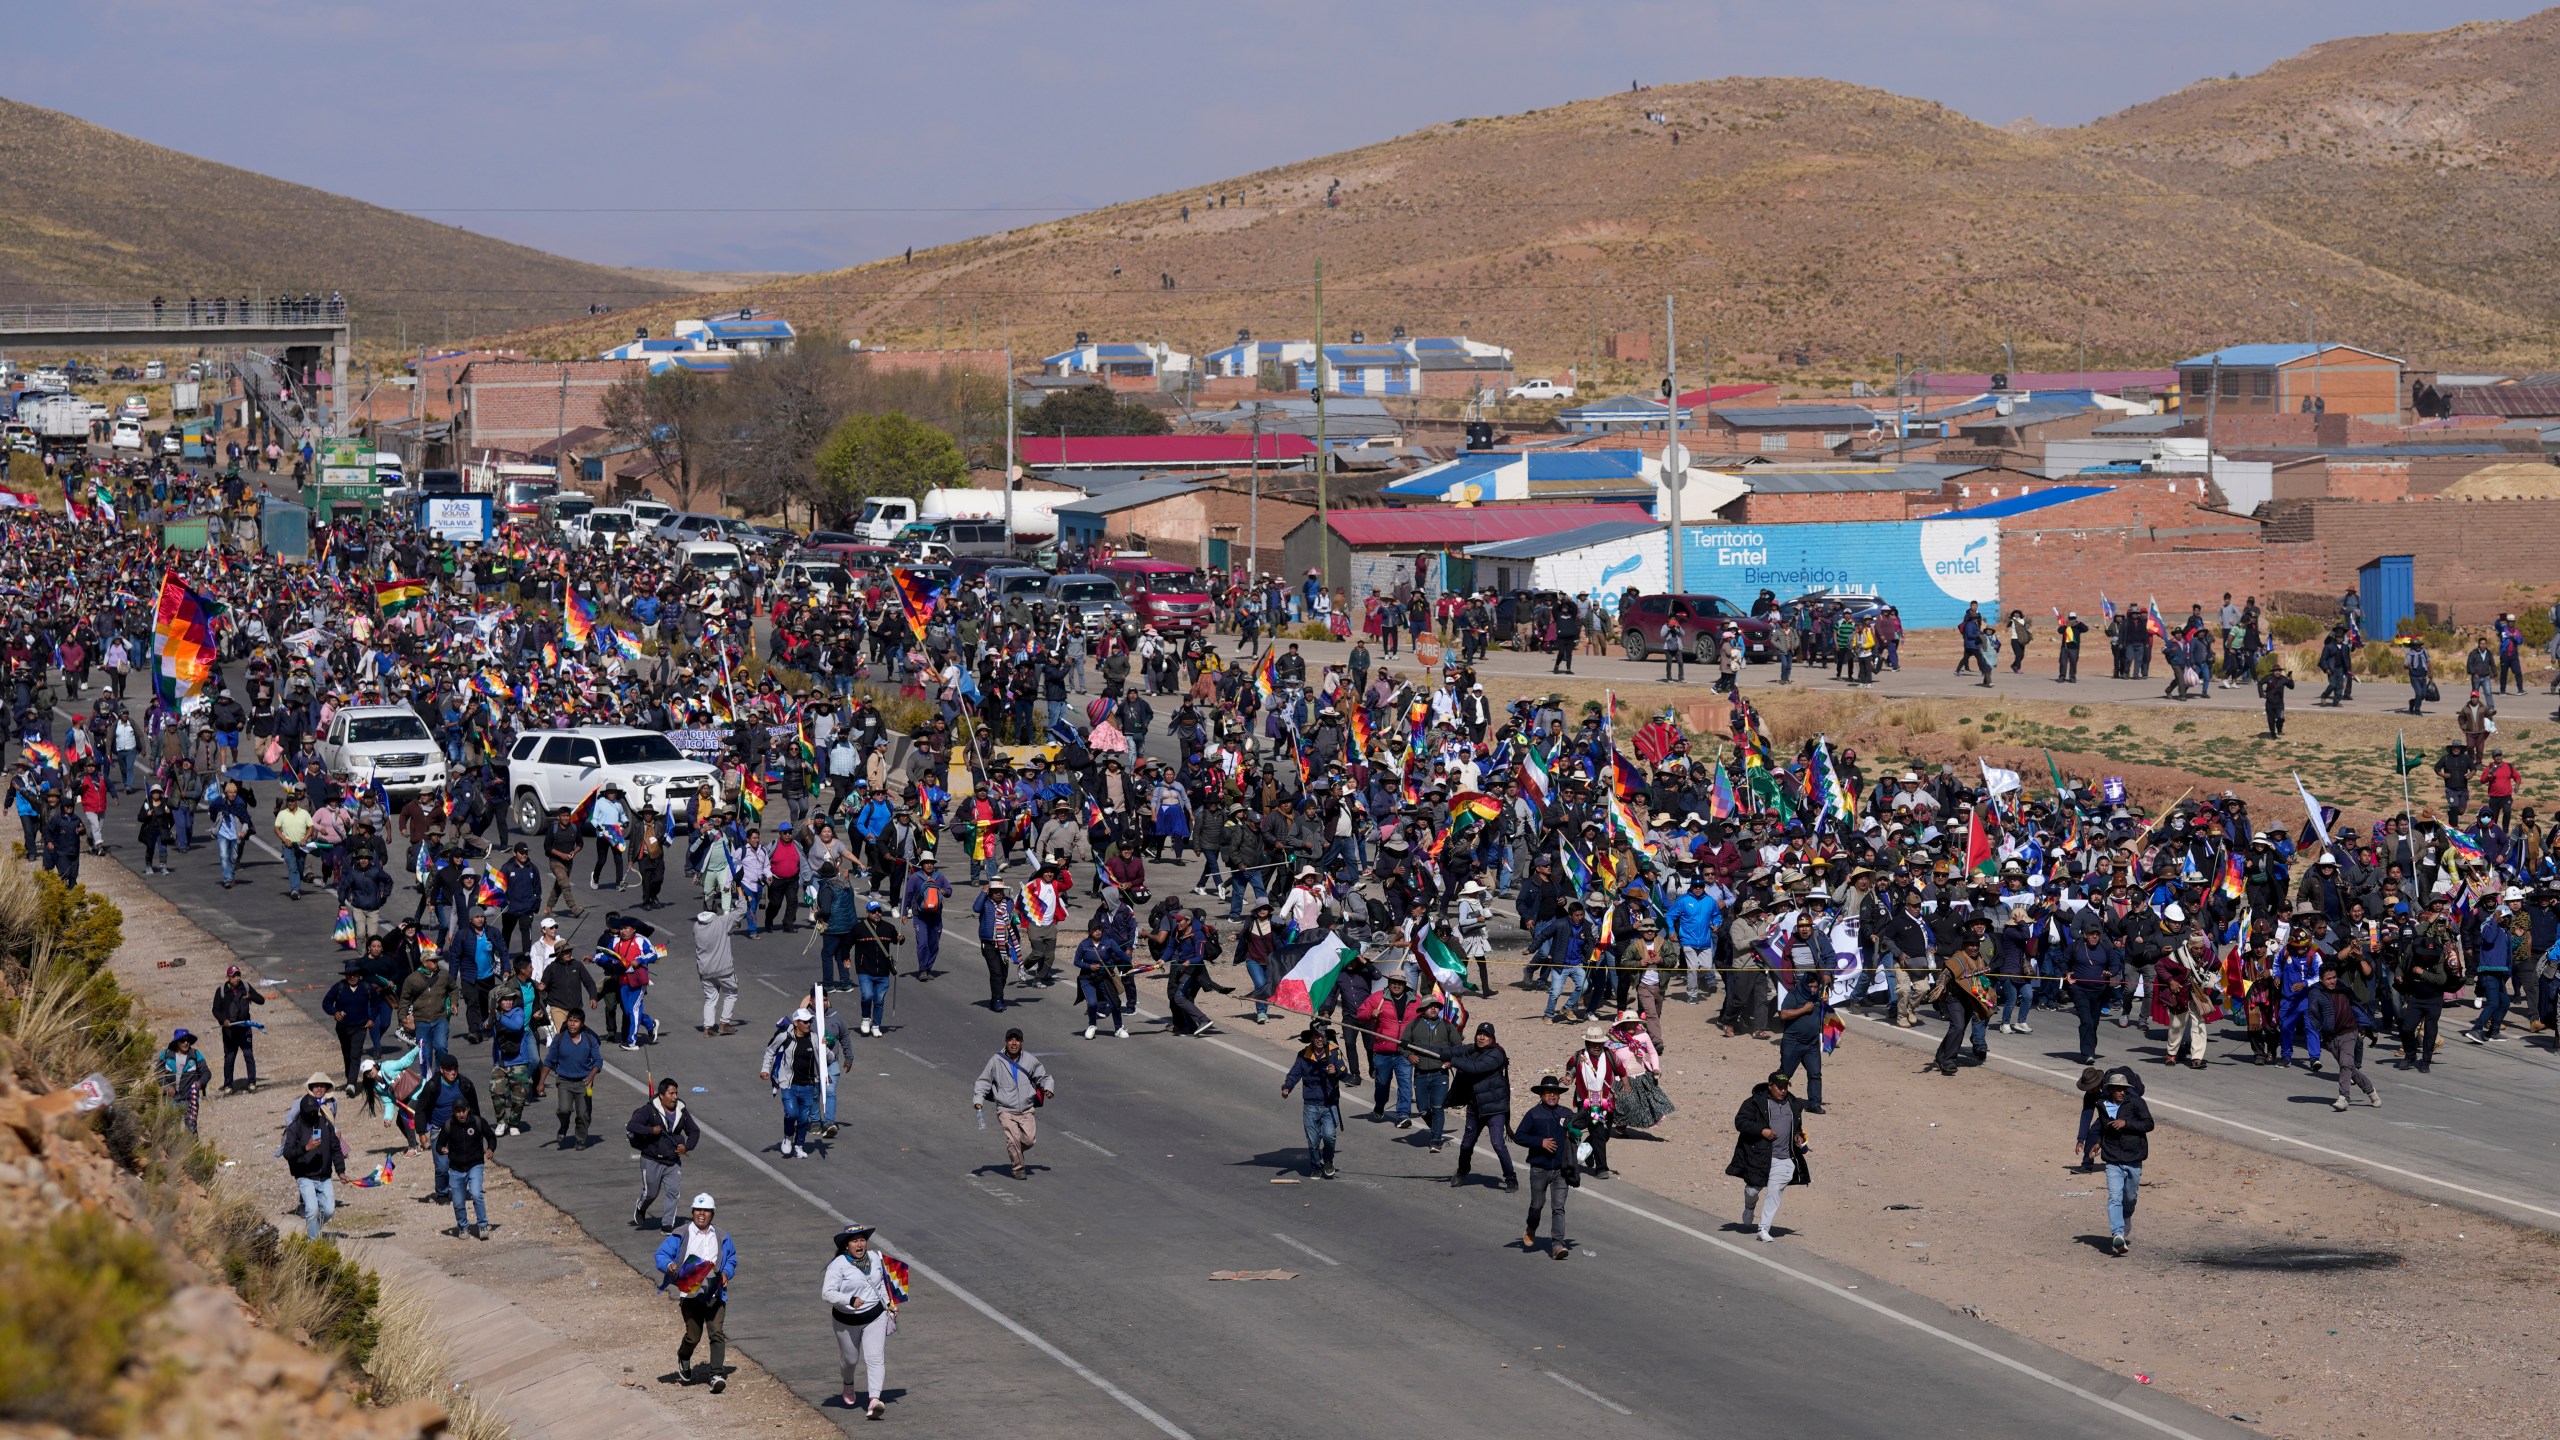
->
[0, 299, 348, 331]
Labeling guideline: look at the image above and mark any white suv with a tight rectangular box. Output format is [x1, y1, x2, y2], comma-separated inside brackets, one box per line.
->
[318, 704, 450, 801]
[506, 726, 717, 832]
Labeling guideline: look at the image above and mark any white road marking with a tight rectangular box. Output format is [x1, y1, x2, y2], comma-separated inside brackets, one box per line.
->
[1849, 1012, 2560, 1224]
[1543, 1370, 1632, 1416]
[592, 1058, 1196, 1439]
[1055, 1128, 1117, 1158]
[1574, 1187, 2214, 1440]
[1269, 1231, 1339, 1266]
[891, 1047, 941, 1070]
[752, 976, 787, 994]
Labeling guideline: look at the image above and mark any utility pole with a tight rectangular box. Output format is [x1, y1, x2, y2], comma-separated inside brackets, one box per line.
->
[2203, 352, 2223, 502]
[1248, 401, 1263, 579]
[1002, 344, 1015, 540]
[1313, 259, 1329, 594]
[1664, 294, 1684, 595]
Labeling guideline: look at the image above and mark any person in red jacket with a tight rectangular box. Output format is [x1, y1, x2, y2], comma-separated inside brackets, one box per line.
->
[763, 824, 805, 932]
[2483, 749, 2520, 829]
[1354, 975, 1426, 1127]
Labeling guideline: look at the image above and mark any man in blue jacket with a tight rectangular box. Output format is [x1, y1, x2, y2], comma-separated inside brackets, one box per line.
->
[1510, 1075, 1576, 1260]
[536, 1009, 603, 1147]
[652, 1193, 737, 1393]
[1667, 881, 1724, 1004]
[2274, 912, 2328, 1069]
[442, 911, 504, 1046]
[498, 843, 544, 957]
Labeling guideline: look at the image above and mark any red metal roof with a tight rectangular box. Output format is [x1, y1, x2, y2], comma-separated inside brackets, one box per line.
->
[1017, 434, 1317, 467]
[1674, 383, 1778, 407]
[1324, 503, 1654, 547]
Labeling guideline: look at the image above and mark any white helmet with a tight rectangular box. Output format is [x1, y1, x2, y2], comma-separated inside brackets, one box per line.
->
[691, 1193, 716, 1211]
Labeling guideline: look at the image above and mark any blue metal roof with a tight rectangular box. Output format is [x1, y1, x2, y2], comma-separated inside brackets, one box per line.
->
[1717, 404, 1879, 429]
[1465, 519, 1660, 560]
[703, 318, 794, 340]
[1324, 344, 1411, 365]
[1385, 449, 1645, 497]
[1053, 477, 1202, 514]
[2174, 343, 2400, 368]
[1926, 484, 2115, 521]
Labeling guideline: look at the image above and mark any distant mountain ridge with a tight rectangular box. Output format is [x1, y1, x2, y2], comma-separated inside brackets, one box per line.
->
[0, 94, 679, 338]
[503, 10, 2560, 376]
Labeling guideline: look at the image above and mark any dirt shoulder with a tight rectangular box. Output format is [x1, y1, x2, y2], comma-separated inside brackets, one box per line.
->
[1204, 980, 2560, 1440]
[82, 859, 836, 1440]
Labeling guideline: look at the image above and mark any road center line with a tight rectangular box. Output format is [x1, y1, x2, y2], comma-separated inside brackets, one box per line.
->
[1269, 1231, 1339, 1266]
[891, 1047, 941, 1070]
[590, 1058, 1195, 1439]
[1054, 1128, 1117, 1158]
[1542, 1370, 1632, 1416]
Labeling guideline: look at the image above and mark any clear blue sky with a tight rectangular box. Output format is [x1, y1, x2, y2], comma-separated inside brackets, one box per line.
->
[6, 2, 2543, 274]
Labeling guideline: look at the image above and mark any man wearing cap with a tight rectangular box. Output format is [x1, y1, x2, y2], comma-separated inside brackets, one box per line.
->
[1511, 1075, 1576, 1259]
[1281, 1024, 1349, 1179]
[211, 963, 267, 1094]
[1727, 1070, 1809, 1242]
[652, 1195, 737, 1392]
[761, 1008, 832, 1159]
[692, 907, 744, 1037]
[498, 842, 544, 957]
[2093, 1071, 2152, 1256]
[537, 922, 597, 1035]
[972, 1028, 1053, 1180]
[283, 1077, 348, 1240]
[903, 854, 955, 980]
[322, 960, 380, 1086]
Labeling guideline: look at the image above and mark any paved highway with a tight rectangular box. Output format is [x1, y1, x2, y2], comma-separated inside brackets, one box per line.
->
[96, 764, 2253, 1438]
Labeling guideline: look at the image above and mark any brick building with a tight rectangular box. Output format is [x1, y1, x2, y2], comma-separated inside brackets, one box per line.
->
[1696, 403, 1882, 457]
[1051, 476, 1315, 576]
[2175, 344, 2403, 423]
[450, 359, 641, 461]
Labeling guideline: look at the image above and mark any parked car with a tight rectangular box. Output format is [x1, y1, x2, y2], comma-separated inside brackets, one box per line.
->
[654, 511, 755, 545]
[506, 726, 717, 833]
[1618, 593, 1774, 663]
[677, 540, 744, 577]
[1042, 573, 1135, 634]
[777, 556, 853, 602]
[317, 704, 450, 802]
[109, 418, 144, 451]
[1506, 378, 1576, 401]
[566, 506, 641, 551]
[118, 395, 150, 420]
[621, 499, 673, 530]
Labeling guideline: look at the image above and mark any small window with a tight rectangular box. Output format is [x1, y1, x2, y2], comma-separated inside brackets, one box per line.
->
[568, 740, 602, 768]
[2251, 372, 2272, 398]
[536, 737, 578, 764]
[2220, 372, 2241, 398]
[1759, 433, 1788, 452]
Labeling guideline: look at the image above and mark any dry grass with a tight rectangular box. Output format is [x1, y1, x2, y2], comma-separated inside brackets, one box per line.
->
[367, 1281, 511, 1440]
[1879, 697, 1942, 735]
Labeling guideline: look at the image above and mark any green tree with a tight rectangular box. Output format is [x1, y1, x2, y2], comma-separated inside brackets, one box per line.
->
[812, 411, 969, 522]
[1023, 386, 1170, 438]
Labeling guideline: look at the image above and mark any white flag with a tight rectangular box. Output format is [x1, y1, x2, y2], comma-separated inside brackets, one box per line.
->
[1979, 759, 2022, 797]
[2294, 772, 2332, 848]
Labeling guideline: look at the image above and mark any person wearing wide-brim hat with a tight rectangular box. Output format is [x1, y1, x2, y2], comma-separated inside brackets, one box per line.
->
[1726, 1069, 1809, 1243]
[1281, 1022, 1350, 1179]
[1512, 1075, 1577, 1259]
[822, 1223, 895, 1417]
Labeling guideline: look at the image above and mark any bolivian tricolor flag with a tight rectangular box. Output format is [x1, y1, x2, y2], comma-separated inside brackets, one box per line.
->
[1449, 790, 1501, 827]
[373, 578, 427, 615]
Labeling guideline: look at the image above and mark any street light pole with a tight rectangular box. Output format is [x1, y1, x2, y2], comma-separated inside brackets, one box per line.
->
[1665, 294, 1683, 595]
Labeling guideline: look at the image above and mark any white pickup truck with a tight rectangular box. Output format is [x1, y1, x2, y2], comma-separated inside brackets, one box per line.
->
[506, 726, 717, 832]
[317, 704, 450, 802]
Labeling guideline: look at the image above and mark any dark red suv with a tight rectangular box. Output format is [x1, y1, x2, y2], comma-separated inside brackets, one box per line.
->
[1618, 593, 1775, 663]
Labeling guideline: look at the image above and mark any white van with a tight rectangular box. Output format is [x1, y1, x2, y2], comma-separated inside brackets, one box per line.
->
[679, 540, 744, 576]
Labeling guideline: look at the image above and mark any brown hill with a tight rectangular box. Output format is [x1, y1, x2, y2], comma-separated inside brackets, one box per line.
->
[505, 17, 2560, 380]
[0, 95, 678, 337]
[2078, 9, 2560, 355]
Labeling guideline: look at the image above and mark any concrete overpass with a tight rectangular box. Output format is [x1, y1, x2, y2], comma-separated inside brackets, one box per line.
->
[0, 301, 352, 435]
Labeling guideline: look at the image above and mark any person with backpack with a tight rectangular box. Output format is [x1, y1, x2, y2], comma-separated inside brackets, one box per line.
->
[281, 1085, 347, 1240]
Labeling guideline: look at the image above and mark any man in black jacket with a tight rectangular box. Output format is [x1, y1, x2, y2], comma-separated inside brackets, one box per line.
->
[211, 965, 267, 1093]
[1448, 1021, 1516, 1190]
[2096, 1070, 2154, 1256]
[628, 1077, 701, 1233]
[1727, 1070, 1808, 1243]
[1511, 1075, 1576, 1260]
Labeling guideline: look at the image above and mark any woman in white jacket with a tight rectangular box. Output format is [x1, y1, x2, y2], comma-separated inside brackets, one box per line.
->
[822, 1224, 894, 1417]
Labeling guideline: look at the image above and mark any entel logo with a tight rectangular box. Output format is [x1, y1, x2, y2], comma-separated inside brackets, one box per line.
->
[1917, 521, 1998, 605]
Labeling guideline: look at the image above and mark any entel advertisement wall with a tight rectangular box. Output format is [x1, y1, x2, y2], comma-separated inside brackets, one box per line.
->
[1673, 518, 2000, 628]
